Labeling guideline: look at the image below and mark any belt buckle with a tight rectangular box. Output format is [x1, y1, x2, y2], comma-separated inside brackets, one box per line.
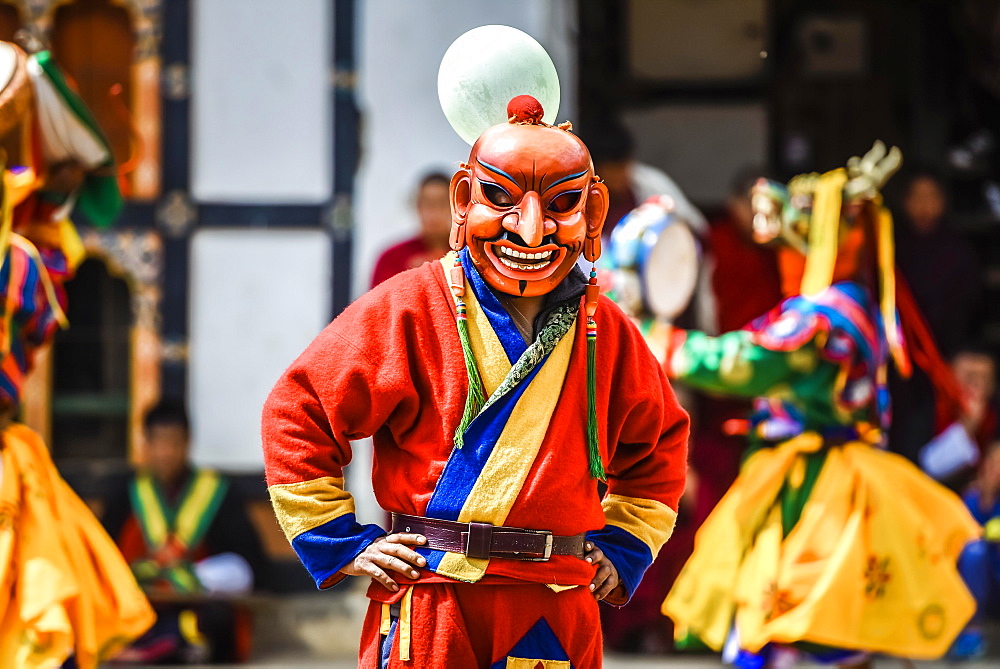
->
[524, 528, 553, 562]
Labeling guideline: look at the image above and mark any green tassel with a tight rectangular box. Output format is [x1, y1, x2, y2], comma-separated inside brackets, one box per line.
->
[586, 319, 606, 480]
[454, 307, 485, 448]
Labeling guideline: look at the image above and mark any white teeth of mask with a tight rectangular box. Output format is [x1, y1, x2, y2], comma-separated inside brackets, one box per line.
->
[499, 256, 551, 271]
[495, 246, 556, 269]
[500, 248, 552, 260]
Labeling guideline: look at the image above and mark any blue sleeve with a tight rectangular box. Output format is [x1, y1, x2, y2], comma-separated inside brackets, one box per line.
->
[290, 514, 385, 589]
[586, 524, 655, 605]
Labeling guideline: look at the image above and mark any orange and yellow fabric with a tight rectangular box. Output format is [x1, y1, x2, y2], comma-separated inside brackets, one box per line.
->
[663, 434, 980, 658]
[0, 424, 154, 668]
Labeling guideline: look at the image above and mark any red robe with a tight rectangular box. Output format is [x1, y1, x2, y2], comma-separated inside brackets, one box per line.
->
[262, 257, 688, 664]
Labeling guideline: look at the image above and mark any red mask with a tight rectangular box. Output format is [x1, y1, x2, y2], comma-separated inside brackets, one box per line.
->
[449, 120, 609, 297]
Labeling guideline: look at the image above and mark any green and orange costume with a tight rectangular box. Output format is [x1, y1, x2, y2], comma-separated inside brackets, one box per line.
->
[661, 152, 980, 661]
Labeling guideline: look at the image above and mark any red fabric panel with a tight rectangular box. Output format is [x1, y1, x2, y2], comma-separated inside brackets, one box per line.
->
[371, 237, 436, 288]
[359, 581, 603, 668]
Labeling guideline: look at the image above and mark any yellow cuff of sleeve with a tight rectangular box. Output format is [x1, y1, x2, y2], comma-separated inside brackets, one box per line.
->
[268, 476, 355, 540]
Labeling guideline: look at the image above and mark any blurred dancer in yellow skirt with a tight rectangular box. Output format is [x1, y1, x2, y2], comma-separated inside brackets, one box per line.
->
[659, 144, 980, 664]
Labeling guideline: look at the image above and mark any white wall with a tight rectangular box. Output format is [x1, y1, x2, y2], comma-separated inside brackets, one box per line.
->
[188, 229, 332, 471]
[191, 0, 333, 203]
[353, 0, 577, 296]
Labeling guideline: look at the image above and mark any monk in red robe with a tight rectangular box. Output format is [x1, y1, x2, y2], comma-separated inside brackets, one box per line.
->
[261, 93, 688, 668]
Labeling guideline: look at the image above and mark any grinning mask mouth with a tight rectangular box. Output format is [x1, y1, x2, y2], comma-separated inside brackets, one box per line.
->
[484, 231, 568, 279]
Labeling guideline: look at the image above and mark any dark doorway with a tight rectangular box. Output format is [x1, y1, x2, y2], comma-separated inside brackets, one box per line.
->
[51, 257, 131, 464]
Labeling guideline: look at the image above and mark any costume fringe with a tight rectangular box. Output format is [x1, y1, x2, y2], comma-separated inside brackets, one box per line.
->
[454, 300, 485, 448]
[449, 254, 484, 449]
[586, 317, 605, 480]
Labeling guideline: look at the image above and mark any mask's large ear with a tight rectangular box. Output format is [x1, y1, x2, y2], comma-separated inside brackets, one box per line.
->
[449, 169, 472, 251]
[583, 179, 609, 262]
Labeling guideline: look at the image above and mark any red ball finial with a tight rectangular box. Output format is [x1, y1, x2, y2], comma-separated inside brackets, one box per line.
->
[507, 95, 544, 124]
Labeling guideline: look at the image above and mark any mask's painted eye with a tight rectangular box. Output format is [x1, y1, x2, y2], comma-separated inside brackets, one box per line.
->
[482, 183, 514, 208]
[548, 190, 582, 214]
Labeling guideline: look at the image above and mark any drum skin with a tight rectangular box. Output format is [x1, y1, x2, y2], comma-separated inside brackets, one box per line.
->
[606, 195, 699, 322]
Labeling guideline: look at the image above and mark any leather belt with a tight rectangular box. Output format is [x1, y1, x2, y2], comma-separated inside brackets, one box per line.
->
[391, 513, 586, 562]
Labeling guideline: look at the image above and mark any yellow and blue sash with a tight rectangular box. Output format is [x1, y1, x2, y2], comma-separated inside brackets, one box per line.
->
[420, 252, 578, 582]
[129, 469, 228, 592]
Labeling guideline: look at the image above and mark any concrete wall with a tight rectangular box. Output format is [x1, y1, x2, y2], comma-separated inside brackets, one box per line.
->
[187, 0, 334, 470]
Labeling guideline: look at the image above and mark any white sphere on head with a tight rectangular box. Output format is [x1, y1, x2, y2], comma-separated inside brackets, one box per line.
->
[438, 25, 560, 146]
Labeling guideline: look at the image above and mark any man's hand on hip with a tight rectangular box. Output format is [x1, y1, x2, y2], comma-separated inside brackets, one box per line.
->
[585, 541, 625, 603]
[340, 533, 427, 592]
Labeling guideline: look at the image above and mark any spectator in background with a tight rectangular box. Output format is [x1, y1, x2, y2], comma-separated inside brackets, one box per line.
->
[895, 171, 982, 357]
[952, 444, 1000, 658]
[920, 346, 998, 490]
[917, 346, 998, 658]
[102, 400, 271, 664]
[892, 171, 985, 464]
[706, 168, 783, 333]
[581, 122, 705, 238]
[371, 171, 452, 287]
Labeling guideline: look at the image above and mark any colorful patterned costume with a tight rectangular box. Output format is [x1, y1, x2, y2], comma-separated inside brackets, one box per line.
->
[108, 468, 231, 593]
[99, 461, 270, 663]
[0, 48, 122, 405]
[264, 26, 688, 668]
[263, 252, 688, 667]
[661, 148, 980, 661]
[0, 45, 152, 668]
[0, 424, 155, 668]
[663, 282, 979, 660]
[961, 486, 1000, 609]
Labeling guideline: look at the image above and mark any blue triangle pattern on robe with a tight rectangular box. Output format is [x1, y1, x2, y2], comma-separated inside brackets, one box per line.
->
[489, 617, 572, 668]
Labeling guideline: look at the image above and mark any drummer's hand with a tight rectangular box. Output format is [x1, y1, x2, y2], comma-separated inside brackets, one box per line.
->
[585, 541, 625, 603]
[340, 533, 427, 592]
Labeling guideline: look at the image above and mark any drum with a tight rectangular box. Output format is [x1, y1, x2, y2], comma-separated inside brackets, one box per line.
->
[0, 41, 31, 143]
[605, 195, 699, 322]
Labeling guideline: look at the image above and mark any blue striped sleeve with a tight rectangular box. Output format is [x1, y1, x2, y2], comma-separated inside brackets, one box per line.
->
[586, 524, 654, 604]
[290, 513, 385, 589]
